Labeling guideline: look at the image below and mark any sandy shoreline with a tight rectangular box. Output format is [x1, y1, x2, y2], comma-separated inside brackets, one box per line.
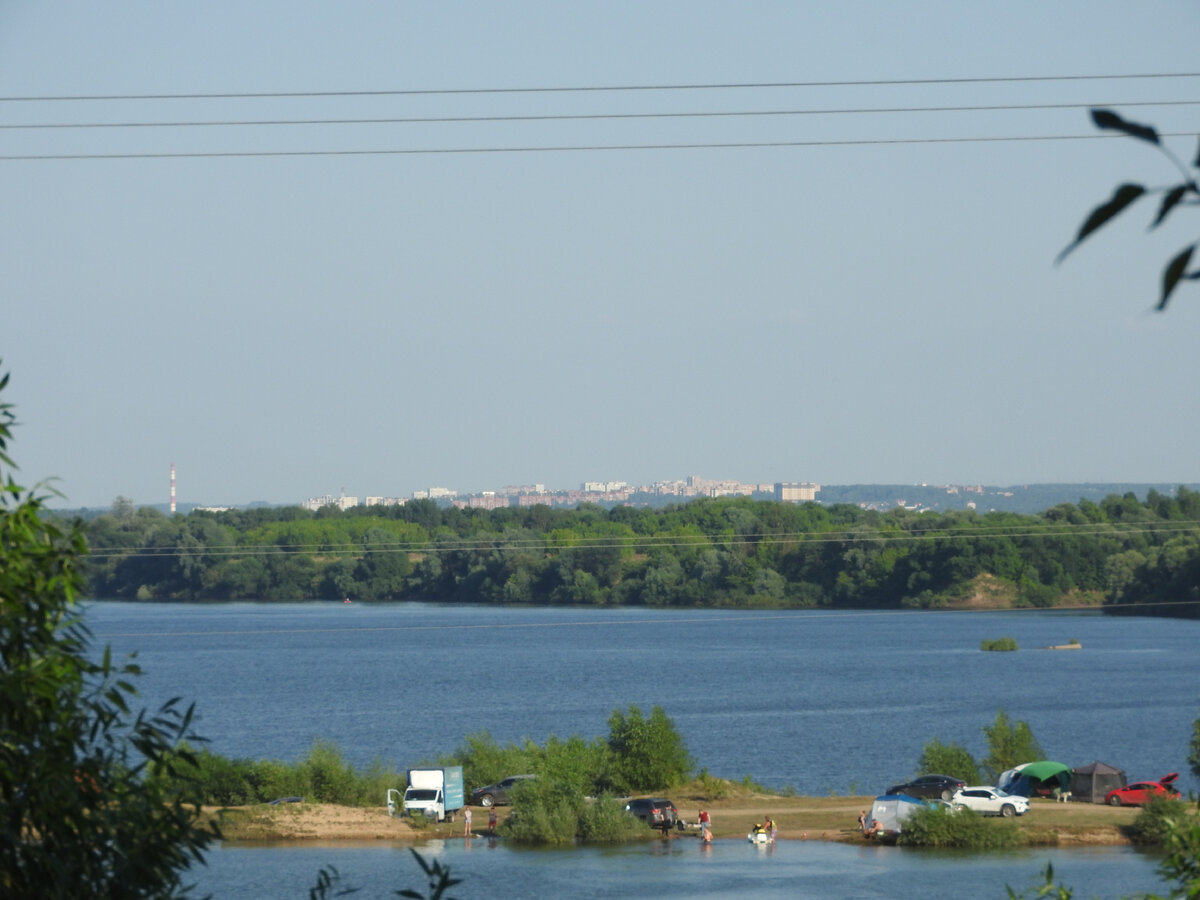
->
[214, 796, 1140, 846]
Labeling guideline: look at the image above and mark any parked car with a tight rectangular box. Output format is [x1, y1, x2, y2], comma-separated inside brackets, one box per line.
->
[624, 798, 679, 828]
[886, 774, 966, 800]
[1105, 773, 1179, 807]
[471, 774, 535, 807]
[951, 786, 1030, 817]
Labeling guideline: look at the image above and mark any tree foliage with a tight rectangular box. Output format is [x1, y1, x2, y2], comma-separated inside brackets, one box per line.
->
[918, 738, 981, 785]
[1058, 109, 1200, 310]
[0, 367, 219, 899]
[79, 490, 1200, 618]
[981, 710, 1044, 781]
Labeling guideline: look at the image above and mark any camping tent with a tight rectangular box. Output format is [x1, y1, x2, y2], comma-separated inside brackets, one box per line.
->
[1006, 761, 1072, 797]
[868, 794, 928, 835]
[1070, 761, 1127, 804]
[998, 763, 1029, 794]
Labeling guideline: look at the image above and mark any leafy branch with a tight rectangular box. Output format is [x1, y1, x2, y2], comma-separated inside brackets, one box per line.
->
[1057, 108, 1200, 310]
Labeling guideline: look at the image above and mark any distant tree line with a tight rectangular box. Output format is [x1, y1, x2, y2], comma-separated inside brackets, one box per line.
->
[76, 489, 1200, 615]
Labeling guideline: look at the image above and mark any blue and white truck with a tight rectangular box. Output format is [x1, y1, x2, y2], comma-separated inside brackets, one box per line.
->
[394, 766, 464, 822]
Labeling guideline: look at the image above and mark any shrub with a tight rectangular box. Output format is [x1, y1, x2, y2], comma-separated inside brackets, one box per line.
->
[695, 768, 729, 800]
[577, 794, 648, 843]
[603, 705, 692, 793]
[981, 636, 1019, 651]
[897, 805, 1021, 849]
[300, 740, 360, 805]
[917, 739, 981, 785]
[500, 780, 582, 845]
[1127, 795, 1191, 846]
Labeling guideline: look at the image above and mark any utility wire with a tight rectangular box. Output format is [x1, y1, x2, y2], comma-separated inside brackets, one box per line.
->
[5, 99, 1198, 131]
[82, 519, 1200, 560]
[4, 71, 1199, 103]
[8, 130, 1197, 162]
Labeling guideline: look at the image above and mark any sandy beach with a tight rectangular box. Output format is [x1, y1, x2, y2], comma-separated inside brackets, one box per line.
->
[215, 794, 1142, 846]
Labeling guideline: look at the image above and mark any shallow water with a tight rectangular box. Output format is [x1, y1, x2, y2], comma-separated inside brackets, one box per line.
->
[198, 838, 1166, 900]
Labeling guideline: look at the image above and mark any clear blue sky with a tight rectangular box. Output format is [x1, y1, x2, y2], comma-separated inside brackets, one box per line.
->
[3, 2, 1198, 509]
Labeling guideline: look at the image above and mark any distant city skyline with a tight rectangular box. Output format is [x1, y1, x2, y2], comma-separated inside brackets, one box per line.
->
[7, 4, 1199, 513]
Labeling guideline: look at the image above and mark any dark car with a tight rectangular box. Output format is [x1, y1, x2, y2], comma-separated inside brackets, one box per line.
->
[624, 797, 678, 829]
[1106, 772, 1179, 807]
[472, 774, 535, 807]
[886, 774, 966, 801]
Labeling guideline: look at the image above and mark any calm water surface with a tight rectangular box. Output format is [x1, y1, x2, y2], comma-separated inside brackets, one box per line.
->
[86, 603, 1200, 796]
[197, 839, 1166, 900]
[83, 603, 1195, 898]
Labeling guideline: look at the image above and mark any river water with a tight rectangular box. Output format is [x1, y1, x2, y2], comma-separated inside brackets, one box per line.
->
[84, 602, 1195, 898]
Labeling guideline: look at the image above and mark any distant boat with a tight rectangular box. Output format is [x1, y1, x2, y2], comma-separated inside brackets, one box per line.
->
[343, 597, 352, 604]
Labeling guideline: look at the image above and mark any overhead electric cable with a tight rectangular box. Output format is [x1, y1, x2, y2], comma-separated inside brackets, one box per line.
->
[7, 130, 1197, 162]
[3, 71, 1199, 103]
[5, 98, 1198, 131]
[81, 518, 1200, 560]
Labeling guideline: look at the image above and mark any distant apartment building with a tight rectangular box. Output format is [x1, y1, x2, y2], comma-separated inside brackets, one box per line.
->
[774, 482, 821, 503]
[456, 495, 512, 510]
[412, 487, 456, 500]
[301, 493, 359, 512]
[365, 496, 407, 507]
[582, 481, 628, 492]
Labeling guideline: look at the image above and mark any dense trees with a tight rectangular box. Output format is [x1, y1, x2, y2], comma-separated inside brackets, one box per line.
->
[0, 369, 218, 898]
[77, 488, 1200, 615]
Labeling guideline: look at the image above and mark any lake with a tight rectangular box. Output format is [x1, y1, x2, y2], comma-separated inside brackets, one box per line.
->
[82, 602, 1196, 897]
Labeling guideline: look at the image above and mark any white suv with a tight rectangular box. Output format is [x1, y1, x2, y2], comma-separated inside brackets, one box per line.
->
[951, 786, 1029, 817]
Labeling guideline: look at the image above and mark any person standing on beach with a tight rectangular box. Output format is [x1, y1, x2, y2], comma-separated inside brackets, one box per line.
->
[463, 806, 472, 836]
[488, 807, 498, 834]
[698, 809, 711, 843]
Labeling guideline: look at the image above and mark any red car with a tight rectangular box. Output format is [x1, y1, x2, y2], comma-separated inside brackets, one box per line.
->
[1105, 772, 1179, 806]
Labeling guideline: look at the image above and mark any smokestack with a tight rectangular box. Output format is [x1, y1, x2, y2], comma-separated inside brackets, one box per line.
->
[170, 462, 176, 514]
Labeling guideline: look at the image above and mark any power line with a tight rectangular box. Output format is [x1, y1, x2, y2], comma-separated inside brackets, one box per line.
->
[8, 130, 1197, 163]
[82, 518, 1200, 560]
[4, 71, 1199, 103]
[5, 99, 1198, 131]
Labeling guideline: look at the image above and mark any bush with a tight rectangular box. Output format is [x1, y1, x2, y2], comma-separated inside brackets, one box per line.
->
[604, 705, 693, 793]
[300, 741, 358, 804]
[1127, 795, 1192, 846]
[577, 794, 648, 843]
[917, 739, 981, 785]
[897, 805, 1021, 849]
[500, 780, 582, 845]
[981, 636, 1019, 651]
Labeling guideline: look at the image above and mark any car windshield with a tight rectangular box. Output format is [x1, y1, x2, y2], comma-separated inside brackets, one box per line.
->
[405, 789, 438, 801]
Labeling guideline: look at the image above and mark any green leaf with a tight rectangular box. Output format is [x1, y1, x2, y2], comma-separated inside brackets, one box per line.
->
[1157, 244, 1196, 311]
[1090, 108, 1160, 145]
[1152, 186, 1188, 229]
[1057, 183, 1145, 263]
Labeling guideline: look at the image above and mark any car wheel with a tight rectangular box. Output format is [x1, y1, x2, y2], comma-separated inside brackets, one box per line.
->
[941, 790, 953, 801]
[1000, 804, 1016, 818]
[479, 794, 495, 808]
[1108, 795, 1122, 807]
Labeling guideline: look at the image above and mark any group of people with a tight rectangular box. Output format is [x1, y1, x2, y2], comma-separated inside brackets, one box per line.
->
[462, 806, 500, 837]
[750, 816, 777, 842]
[858, 809, 881, 838]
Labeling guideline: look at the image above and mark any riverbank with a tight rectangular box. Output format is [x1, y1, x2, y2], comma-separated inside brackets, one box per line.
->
[215, 794, 1141, 846]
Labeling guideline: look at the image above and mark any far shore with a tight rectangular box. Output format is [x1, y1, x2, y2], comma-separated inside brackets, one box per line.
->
[214, 794, 1144, 846]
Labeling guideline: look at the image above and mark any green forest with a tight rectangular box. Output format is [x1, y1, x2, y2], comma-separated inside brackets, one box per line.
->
[74, 489, 1200, 615]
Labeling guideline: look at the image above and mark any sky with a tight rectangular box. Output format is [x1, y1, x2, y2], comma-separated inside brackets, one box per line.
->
[3, 2, 1199, 509]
